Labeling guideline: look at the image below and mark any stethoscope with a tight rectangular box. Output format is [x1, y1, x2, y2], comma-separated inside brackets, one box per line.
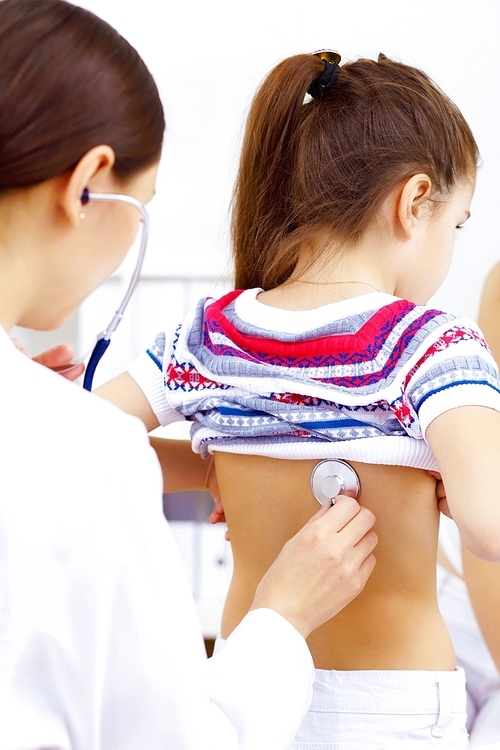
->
[73, 188, 150, 391]
[310, 459, 360, 505]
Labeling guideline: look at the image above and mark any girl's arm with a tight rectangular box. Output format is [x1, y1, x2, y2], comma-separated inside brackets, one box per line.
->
[150, 436, 223, 521]
[150, 437, 212, 493]
[95, 372, 159, 431]
[449, 262, 500, 660]
[461, 543, 500, 671]
[426, 406, 500, 561]
[95, 373, 223, 517]
[425, 265, 500, 562]
[478, 261, 500, 361]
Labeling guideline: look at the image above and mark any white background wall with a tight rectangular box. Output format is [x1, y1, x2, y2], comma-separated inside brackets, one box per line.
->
[77, 0, 500, 300]
[16, 0, 500, 369]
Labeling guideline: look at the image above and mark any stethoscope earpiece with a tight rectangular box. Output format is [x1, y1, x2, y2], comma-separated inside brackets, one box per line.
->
[310, 459, 360, 505]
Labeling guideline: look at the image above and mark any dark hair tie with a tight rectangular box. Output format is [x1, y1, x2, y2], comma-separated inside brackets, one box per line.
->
[307, 50, 341, 99]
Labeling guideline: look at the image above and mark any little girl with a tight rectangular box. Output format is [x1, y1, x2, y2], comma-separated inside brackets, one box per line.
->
[99, 52, 500, 747]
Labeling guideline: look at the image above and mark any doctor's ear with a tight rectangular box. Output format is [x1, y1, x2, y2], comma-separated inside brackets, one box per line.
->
[61, 145, 116, 225]
[397, 173, 433, 239]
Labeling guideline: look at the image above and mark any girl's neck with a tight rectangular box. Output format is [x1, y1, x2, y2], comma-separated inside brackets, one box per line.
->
[287, 277, 384, 294]
[260, 243, 399, 311]
[258, 217, 419, 311]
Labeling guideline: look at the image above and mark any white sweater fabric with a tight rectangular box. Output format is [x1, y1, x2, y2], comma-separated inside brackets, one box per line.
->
[128, 289, 500, 470]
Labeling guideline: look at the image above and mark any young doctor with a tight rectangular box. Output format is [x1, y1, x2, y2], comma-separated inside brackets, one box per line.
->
[0, 1, 378, 749]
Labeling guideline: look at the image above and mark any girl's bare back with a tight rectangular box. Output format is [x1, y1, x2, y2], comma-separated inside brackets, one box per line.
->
[216, 453, 455, 671]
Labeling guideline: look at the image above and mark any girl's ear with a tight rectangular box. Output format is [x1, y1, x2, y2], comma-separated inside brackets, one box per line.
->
[59, 145, 116, 226]
[397, 173, 433, 239]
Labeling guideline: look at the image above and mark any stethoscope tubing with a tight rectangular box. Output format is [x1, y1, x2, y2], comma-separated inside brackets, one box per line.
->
[82, 337, 111, 391]
[80, 191, 150, 391]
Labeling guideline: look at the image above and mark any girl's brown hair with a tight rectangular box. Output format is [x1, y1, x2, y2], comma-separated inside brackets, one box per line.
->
[232, 53, 478, 290]
[0, 0, 164, 192]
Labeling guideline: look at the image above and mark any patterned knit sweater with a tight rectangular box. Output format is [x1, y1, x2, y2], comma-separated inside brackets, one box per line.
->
[127, 289, 500, 471]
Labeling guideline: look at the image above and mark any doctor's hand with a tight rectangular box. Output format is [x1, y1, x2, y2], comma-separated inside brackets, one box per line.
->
[12, 339, 84, 381]
[250, 495, 377, 639]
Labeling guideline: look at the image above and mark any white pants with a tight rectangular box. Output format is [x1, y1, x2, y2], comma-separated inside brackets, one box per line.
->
[214, 636, 468, 748]
[291, 667, 468, 749]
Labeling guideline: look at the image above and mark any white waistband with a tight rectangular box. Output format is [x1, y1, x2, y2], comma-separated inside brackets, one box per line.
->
[309, 667, 466, 714]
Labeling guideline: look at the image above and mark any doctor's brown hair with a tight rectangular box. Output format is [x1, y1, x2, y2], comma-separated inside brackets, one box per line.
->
[231, 53, 478, 290]
[0, 0, 164, 192]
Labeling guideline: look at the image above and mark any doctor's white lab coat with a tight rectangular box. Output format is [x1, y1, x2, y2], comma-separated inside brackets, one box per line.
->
[0, 326, 314, 750]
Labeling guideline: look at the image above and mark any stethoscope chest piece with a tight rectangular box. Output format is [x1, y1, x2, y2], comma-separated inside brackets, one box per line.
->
[311, 459, 360, 505]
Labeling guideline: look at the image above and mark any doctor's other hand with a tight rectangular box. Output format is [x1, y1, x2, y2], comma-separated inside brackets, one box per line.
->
[12, 339, 85, 381]
[250, 495, 377, 639]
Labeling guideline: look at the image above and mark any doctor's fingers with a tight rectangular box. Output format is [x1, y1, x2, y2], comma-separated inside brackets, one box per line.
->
[351, 546, 377, 597]
[326, 506, 378, 575]
[33, 343, 74, 368]
[325, 513, 378, 603]
[336, 504, 378, 551]
[294, 500, 377, 569]
[353, 528, 378, 572]
[11, 339, 84, 381]
[305, 499, 378, 572]
[309, 494, 376, 536]
[32, 344, 85, 380]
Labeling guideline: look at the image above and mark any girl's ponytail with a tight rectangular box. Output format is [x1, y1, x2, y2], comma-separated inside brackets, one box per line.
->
[231, 54, 325, 289]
